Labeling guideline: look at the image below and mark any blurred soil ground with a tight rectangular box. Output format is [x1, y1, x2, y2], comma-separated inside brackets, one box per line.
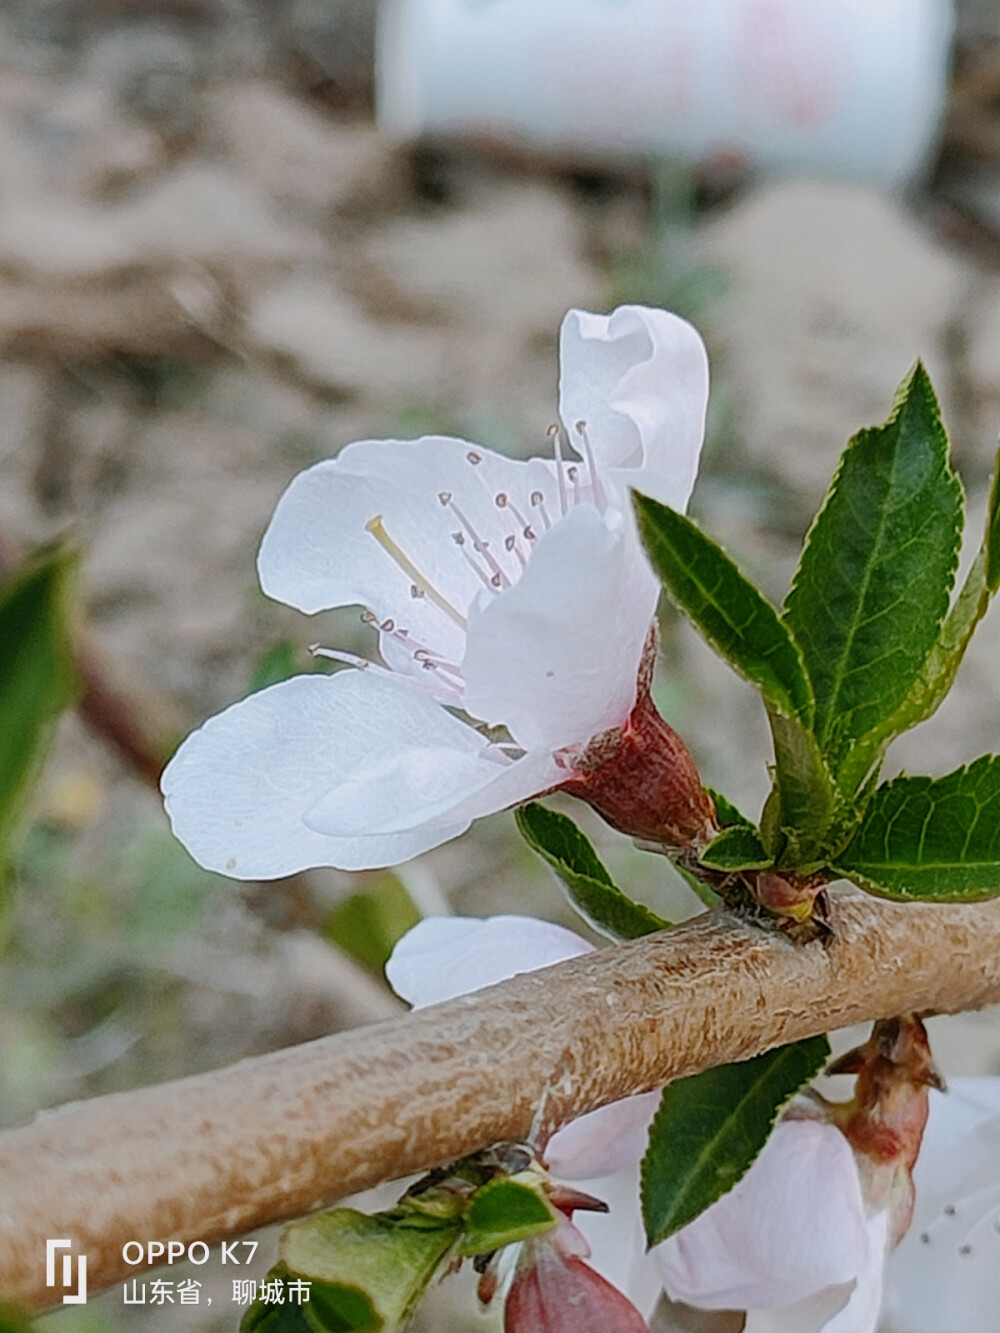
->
[5, 2, 1000, 1330]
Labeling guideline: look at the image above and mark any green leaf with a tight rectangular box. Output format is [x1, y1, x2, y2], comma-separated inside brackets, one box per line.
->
[457, 1178, 559, 1256]
[698, 825, 771, 873]
[0, 1306, 34, 1333]
[641, 1035, 831, 1245]
[323, 874, 421, 974]
[0, 548, 78, 878]
[832, 755, 1000, 900]
[634, 493, 813, 721]
[280, 1209, 459, 1329]
[784, 364, 963, 795]
[870, 442, 1000, 753]
[761, 710, 838, 865]
[515, 802, 669, 939]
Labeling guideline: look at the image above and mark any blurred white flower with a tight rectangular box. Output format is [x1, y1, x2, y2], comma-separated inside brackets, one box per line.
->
[882, 1076, 1000, 1333]
[162, 305, 709, 877]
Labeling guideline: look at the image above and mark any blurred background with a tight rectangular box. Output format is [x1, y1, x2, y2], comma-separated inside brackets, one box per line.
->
[4, 0, 1000, 1328]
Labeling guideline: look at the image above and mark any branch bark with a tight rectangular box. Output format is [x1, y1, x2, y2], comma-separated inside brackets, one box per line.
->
[4, 890, 1000, 1311]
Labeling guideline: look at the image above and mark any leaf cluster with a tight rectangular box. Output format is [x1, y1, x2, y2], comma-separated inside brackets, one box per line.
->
[239, 1156, 560, 1331]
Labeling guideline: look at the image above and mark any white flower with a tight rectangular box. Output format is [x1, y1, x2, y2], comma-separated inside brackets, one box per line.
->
[657, 1118, 891, 1333]
[882, 1077, 1000, 1333]
[161, 305, 708, 877]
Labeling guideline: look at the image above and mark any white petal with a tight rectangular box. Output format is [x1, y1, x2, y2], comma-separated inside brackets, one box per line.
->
[462, 504, 658, 751]
[161, 671, 486, 877]
[304, 743, 564, 837]
[883, 1078, 1000, 1333]
[257, 436, 555, 671]
[559, 305, 708, 511]
[385, 913, 591, 1007]
[655, 1120, 869, 1312]
[546, 1091, 661, 1180]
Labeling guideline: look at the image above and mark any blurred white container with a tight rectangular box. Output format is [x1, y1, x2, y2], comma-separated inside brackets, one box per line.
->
[377, 0, 954, 185]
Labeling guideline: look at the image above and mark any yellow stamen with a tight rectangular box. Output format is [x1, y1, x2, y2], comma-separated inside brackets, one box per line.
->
[365, 515, 467, 629]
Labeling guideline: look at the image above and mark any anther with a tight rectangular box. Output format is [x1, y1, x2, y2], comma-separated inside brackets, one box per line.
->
[495, 493, 508, 508]
[467, 451, 482, 465]
[381, 619, 395, 632]
[505, 535, 516, 551]
[410, 584, 425, 599]
[530, 490, 551, 531]
[438, 491, 452, 505]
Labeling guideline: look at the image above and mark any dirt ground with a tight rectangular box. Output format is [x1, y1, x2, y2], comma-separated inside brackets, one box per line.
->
[4, 3, 1000, 1331]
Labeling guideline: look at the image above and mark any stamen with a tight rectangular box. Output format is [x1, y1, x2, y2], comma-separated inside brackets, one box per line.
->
[308, 645, 396, 682]
[365, 515, 467, 628]
[567, 463, 581, 507]
[531, 490, 551, 531]
[439, 493, 511, 589]
[547, 423, 568, 517]
[493, 492, 528, 567]
[574, 419, 607, 513]
[454, 530, 501, 591]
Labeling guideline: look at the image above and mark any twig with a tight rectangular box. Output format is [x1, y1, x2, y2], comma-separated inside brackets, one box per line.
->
[4, 890, 1000, 1310]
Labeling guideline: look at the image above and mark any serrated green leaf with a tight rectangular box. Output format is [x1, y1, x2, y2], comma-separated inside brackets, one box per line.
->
[323, 874, 420, 974]
[457, 1177, 558, 1257]
[281, 1209, 459, 1329]
[762, 710, 837, 865]
[0, 548, 78, 880]
[832, 755, 1000, 900]
[634, 494, 813, 721]
[641, 1035, 831, 1246]
[707, 789, 753, 831]
[784, 364, 963, 795]
[516, 803, 668, 939]
[698, 825, 771, 873]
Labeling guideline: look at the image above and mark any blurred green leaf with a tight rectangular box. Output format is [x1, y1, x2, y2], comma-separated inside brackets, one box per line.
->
[516, 803, 669, 939]
[0, 1304, 35, 1333]
[280, 1209, 459, 1329]
[457, 1177, 558, 1257]
[832, 755, 1000, 900]
[323, 875, 421, 975]
[249, 639, 304, 693]
[641, 1035, 830, 1245]
[784, 364, 963, 797]
[0, 548, 78, 885]
[634, 495, 813, 723]
[241, 1266, 377, 1332]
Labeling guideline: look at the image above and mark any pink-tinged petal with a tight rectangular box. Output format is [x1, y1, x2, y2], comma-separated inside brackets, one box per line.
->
[304, 743, 564, 837]
[462, 504, 658, 751]
[559, 306, 708, 511]
[505, 1246, 650, 1333]
[883, 1079, 1000, 1333]
[655, 1120, 869, 1312]
[257, 436, 556, 671]
[161, 671, 486, 877]
[385, 914, 591, 1008]
[547, 1092, 660, 1180]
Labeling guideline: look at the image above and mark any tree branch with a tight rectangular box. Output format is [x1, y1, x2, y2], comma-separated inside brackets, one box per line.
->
[5, 891, 1000, 1310]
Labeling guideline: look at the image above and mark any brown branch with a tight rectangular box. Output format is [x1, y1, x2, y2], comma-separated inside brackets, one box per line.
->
[4, 891, 1000, 1310]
